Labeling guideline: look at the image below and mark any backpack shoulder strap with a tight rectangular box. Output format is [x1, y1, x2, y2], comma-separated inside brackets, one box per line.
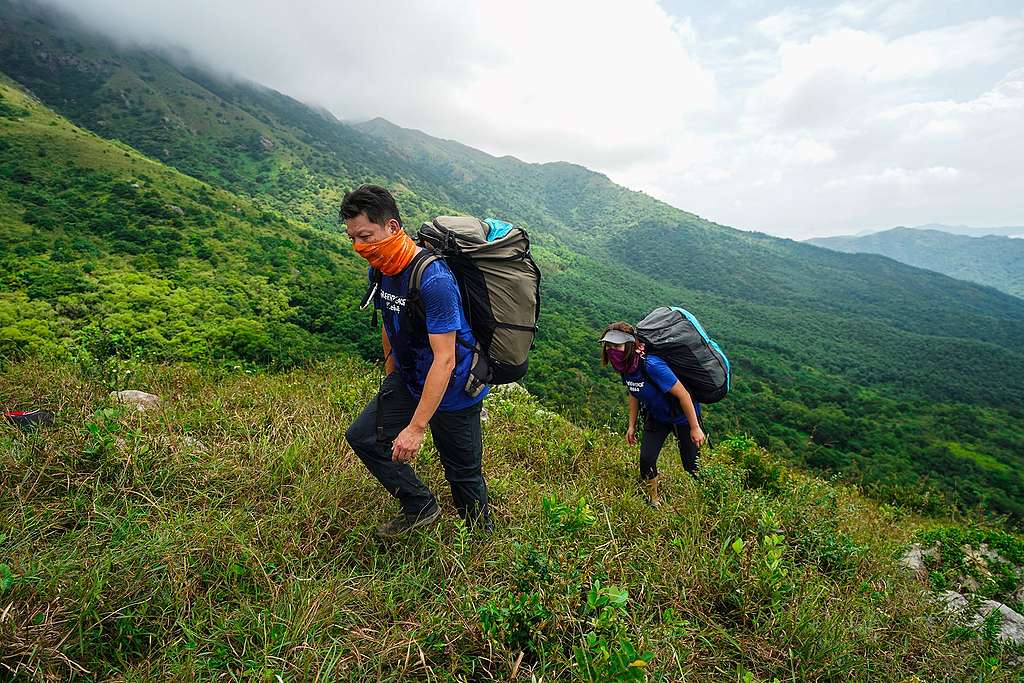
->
[408, 250, 480, 359]
[407, 249, 441, 298]
[360, 268, 383, 327]
[404, 249, 441, 330]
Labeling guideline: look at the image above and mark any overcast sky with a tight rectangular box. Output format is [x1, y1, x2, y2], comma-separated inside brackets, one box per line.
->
[41, 0, 1024, 238]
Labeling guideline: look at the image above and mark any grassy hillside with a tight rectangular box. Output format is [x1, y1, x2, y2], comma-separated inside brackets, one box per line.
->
[3, 357, 1022, 681]
[0, 78, 380, 365]
[809, 227, 1024, 299]
[2, 0, 1024, 522]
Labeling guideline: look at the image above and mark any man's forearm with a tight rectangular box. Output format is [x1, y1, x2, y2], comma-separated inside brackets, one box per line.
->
[409, 357, 454, 430]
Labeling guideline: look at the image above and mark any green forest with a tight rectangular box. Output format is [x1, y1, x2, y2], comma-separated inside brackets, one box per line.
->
[1, 0, 1023, 525]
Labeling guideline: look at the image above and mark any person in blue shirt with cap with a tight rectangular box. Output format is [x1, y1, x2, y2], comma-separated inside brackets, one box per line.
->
[599, 322, 706, 506]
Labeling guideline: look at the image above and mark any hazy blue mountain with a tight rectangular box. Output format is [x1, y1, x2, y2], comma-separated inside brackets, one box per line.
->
[852, 223, 1024, 238]
[809, 227, 1024, 298]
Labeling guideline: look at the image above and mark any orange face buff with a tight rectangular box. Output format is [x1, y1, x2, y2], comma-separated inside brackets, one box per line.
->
[353, 228, 417, 276]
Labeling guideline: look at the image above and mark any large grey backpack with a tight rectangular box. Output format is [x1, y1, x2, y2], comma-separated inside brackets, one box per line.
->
[416, 216, 541, 385]
[636, 306, 731, 404]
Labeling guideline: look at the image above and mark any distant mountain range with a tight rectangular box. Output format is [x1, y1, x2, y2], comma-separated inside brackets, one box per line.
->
[853, 223, 1024, 238]
[808, 227, 1024, 299]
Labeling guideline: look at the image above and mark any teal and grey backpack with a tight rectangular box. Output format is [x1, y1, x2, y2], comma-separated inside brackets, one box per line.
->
[636, 306, 731, 404]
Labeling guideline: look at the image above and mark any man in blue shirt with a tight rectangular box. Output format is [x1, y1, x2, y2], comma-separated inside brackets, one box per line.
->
[342, 185, 490, 536]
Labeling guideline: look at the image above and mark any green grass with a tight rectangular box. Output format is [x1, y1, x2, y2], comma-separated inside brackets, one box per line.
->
[2, 358, 1021, 681]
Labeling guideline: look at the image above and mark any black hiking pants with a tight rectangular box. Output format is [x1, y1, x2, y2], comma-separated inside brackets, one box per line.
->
[640, 416, 700, 481]
[345, 371, 489, 526]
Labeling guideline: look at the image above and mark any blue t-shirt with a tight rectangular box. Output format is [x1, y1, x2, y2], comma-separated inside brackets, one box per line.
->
[621, 354, 700, 426]
[375, 255, 488, 412]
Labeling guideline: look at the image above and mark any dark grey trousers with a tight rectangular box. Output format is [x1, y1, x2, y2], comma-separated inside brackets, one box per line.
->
[640, 417, 700, 480]
[345, 371, 489, 524]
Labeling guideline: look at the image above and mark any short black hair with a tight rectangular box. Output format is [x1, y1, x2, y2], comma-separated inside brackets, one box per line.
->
[339, 184, 402, 227]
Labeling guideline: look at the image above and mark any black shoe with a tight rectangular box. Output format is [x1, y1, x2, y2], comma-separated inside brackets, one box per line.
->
[4, 410, 55, 430]
[376, 505, 441, 537]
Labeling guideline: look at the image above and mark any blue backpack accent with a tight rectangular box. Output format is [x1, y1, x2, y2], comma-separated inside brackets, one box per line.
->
[484, 218, 514, 241]
[674, 307, 731, 393]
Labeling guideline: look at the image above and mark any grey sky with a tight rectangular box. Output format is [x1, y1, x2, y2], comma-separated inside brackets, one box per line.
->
[39, 0, 1024, 238]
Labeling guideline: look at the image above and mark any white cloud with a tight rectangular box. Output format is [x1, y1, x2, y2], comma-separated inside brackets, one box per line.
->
[440, 1, 716, 168]
[41, 0, 715, 171]
[751, 17, 1024, 119]
[619, 58, 1024, 238]
[833, 0, 927, 27]
[879, 67, 1024, 119]
[33, 0, 1024, 239]
[825, 166, 960, 189]
[757, 136, 837, 164]
[756, 9, 814, 42]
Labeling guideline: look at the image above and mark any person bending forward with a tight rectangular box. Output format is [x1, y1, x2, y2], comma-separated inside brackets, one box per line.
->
[599, 322, 706, 506]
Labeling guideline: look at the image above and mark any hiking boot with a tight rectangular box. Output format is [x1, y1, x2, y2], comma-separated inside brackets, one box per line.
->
[376, 505, 441, 537]
[644, 476, 663, 508]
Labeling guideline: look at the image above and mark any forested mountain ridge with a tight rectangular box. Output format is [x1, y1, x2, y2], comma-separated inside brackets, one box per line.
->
[1, 0, 1023, 521]
[0, 78, 377, 364]
[808, 227, 1024, 299]
[867, 223, 1024, 238]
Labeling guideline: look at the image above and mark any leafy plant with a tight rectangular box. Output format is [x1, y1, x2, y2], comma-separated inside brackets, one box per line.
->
[573, 581, 653, 683]
[757, 534, 790, 607]
[83, 407, 122, 460]
[542, 495, 596, 534]
[479, 591, 551, 657]
[0, 563, 14, 593]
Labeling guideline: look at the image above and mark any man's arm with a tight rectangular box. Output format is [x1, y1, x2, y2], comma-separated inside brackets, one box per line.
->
[668, 381, 706, 447]
[390, 331, 456, 462]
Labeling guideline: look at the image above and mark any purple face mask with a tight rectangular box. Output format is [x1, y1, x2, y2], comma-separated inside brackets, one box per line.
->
[607, 347, 640, 374]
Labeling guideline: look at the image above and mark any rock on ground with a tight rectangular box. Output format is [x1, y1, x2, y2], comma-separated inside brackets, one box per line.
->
[938, 590, 969, 613]
[937, 591, 1024, 645]
[975, 600, 1024, 645]
[110, 390, 161, 412]
[900, 543, 939, 580]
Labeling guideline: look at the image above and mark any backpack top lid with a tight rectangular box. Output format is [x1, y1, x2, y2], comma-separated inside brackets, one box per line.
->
[637, 306, 691, 348]
[420, 216, 530, 255]
[425, 216, 488, 243]
[484, 218, 514, 241]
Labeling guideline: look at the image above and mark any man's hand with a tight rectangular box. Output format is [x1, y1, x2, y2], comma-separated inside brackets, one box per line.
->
[626, 425, 638, 445]
[392, 424, 426, 462]
[690, 425, 706, 449]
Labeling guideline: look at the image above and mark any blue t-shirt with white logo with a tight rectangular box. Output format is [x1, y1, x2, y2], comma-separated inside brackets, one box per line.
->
[374, 255, 488, 412]
[620, 354, 700, 426]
